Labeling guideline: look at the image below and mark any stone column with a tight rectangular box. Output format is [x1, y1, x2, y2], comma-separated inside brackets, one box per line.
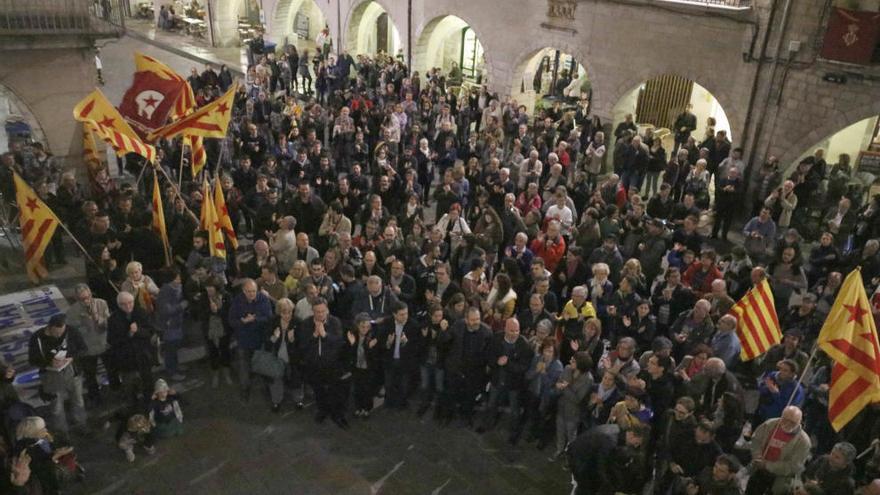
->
[210, 0, 241, 47]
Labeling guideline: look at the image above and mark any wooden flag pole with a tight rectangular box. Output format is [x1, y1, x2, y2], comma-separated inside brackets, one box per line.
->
[54, 217, 120, 293]
[178, 140, 187, 190]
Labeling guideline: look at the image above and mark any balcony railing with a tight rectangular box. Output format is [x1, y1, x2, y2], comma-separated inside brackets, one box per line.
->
[655, 0, 751, 9]
[0, 0, 125, 36]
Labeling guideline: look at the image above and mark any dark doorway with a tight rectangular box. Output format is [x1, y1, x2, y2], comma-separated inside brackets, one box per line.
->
[376, 12, 389, 54]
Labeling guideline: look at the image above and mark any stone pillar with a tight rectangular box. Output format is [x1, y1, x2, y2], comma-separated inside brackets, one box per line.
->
[210, 0, 241, 47]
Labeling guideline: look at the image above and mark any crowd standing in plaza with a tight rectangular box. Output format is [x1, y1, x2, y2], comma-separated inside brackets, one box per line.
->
[2, 37, 880, 495]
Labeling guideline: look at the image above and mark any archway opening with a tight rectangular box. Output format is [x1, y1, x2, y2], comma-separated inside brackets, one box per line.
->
[346, 1, 401, 57]
[788, 115, 880, 204]
[414, 15, 484, 85]
[0, 84, 46, 155]
[270, 0, 328, 51]
[611, 75, 731, 152]
[512, 47, 588, 112]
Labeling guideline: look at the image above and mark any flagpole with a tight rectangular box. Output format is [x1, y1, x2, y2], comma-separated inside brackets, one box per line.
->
[154, 160, 200, 225]
[178, 139, 187, 190]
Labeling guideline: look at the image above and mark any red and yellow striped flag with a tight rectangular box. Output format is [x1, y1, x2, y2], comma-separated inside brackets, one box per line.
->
[151, 172, 171, 266]
[82, 122, 103, 175]
[13, 172, 61, 283]
[73, 89, 156, 163]
[188, 134, 206, 177]
[200, 180, 226, 260]
[148, 83, 236, 141]
[730, 279, 782, 361]
[213, 176, 238, 250]
[817, 269, 880, 431]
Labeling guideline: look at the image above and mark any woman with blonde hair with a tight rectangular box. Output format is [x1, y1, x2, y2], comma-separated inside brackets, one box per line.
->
[121, 261, 159, 314]
[262, 297, 297, 413]
[620, 258, 648, 297]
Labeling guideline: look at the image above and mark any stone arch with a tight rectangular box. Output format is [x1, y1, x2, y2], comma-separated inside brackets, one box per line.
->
[1, 83, 49, 154]
[604, 71, 738, 143]
[344, 0, 403, 56]
[505, 42, 594, 111]
[412, 13, 494, 82]
[269, 0, 331, 47]
[775, 101, 880, 168]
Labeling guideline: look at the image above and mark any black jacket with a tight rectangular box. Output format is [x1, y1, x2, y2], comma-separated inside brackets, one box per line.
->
[486, 335, 533, 391]
[107, 307, 154, 372]
[28, 326, 87, 374]
[437, 321, 492, 375]
[377, 319, 421, 368]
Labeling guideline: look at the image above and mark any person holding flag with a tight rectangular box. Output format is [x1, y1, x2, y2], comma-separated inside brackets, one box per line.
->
[816, 268, 880, 432]
[13, 172, 62, 283]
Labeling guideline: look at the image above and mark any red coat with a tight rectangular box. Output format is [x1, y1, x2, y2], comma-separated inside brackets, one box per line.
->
[530, 235, 566, 273]
[682, 262, 723, 297]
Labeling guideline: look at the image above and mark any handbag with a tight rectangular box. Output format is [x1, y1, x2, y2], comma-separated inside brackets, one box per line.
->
[251, 349, 285, 378]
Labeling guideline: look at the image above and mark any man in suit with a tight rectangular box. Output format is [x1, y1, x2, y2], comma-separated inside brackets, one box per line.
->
[298, 297, 348, 429]
[378, 302, 420, 410]
[108, 291, 155, 405]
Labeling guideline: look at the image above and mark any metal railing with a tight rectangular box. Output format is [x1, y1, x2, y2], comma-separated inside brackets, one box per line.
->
[0, 0, 125, 35]
[655, 0, 751, 8]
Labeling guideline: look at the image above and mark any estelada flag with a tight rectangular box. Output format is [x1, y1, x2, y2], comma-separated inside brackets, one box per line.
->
[73, 89, 156, 163]
[201, 179, 226, 259]
[151, 172, 171, 266]
[148, 83, 237, 141]
[134, 52, 195, 118]
[81, 122, 103, 179]
[118, 70, 184, 139]
[213, 176, 238, 250]
[730, 279, 782, 361]
[13, 172, 61, 283]
[817, 268, 880, 431]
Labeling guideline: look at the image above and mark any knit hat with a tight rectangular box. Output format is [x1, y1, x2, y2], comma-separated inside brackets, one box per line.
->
[154, 378, 170, 394]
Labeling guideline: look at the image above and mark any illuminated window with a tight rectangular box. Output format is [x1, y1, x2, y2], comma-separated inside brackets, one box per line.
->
[460, 27, 483, 81]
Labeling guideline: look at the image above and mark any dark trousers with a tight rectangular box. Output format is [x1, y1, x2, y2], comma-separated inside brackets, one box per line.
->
[206, 334, 231, 369]
[308, 371, 345, 420]
[515, 392, 554, 442]
[745, 468, 777, 495]
[79, 353, 112, 398]
[384, 360, 411, 409]
[441, 368, 484, 421]
[712, 207, 735, 239]
[352, 368, 374, 411]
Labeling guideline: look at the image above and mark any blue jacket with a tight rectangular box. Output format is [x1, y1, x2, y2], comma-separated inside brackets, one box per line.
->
[156, 282, 187, 342]
[228, 291, 273, 351]
[756, 370, 804, 422]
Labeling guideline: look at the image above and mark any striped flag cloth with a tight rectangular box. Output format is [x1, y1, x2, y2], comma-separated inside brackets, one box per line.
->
[201, 180, 226, 260]
[730, 279, 782, 361]
[13, 172, 61, 283]
[817, 269, 880, 431]
[148, 83, 236, 141]
[134, 52, 196, 119]
[213, 176, 238, 250]
[73, 89, 156, 163]
[151, 172, 171, 266]
[188, 134, 207, 177]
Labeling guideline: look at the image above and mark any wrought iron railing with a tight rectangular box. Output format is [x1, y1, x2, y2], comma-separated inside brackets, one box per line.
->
[0, 0, 125, 35]
[656, 0, 751, 8]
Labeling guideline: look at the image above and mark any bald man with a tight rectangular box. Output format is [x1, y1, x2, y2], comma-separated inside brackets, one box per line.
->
[477, 317, 533, 438]
[229, 278, 274, 402]
[747, 406, 812, 495]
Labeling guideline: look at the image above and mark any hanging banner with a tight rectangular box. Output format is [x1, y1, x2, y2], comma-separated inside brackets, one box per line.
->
[0, 285, 68, 403]
[820, 8, 880, 65]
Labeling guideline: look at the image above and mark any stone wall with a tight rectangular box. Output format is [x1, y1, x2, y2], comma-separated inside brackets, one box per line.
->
[0, 47, 97, 167]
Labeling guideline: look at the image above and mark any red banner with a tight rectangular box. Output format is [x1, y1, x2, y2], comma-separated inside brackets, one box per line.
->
[821, 8, 880, 65]
[118, 71, 184, 140]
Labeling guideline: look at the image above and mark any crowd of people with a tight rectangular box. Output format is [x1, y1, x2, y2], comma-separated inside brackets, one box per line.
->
[2, 40, 880, 495]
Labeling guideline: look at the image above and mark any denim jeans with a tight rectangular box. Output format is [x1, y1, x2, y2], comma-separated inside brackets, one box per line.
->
[419, 363, 444, 405]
